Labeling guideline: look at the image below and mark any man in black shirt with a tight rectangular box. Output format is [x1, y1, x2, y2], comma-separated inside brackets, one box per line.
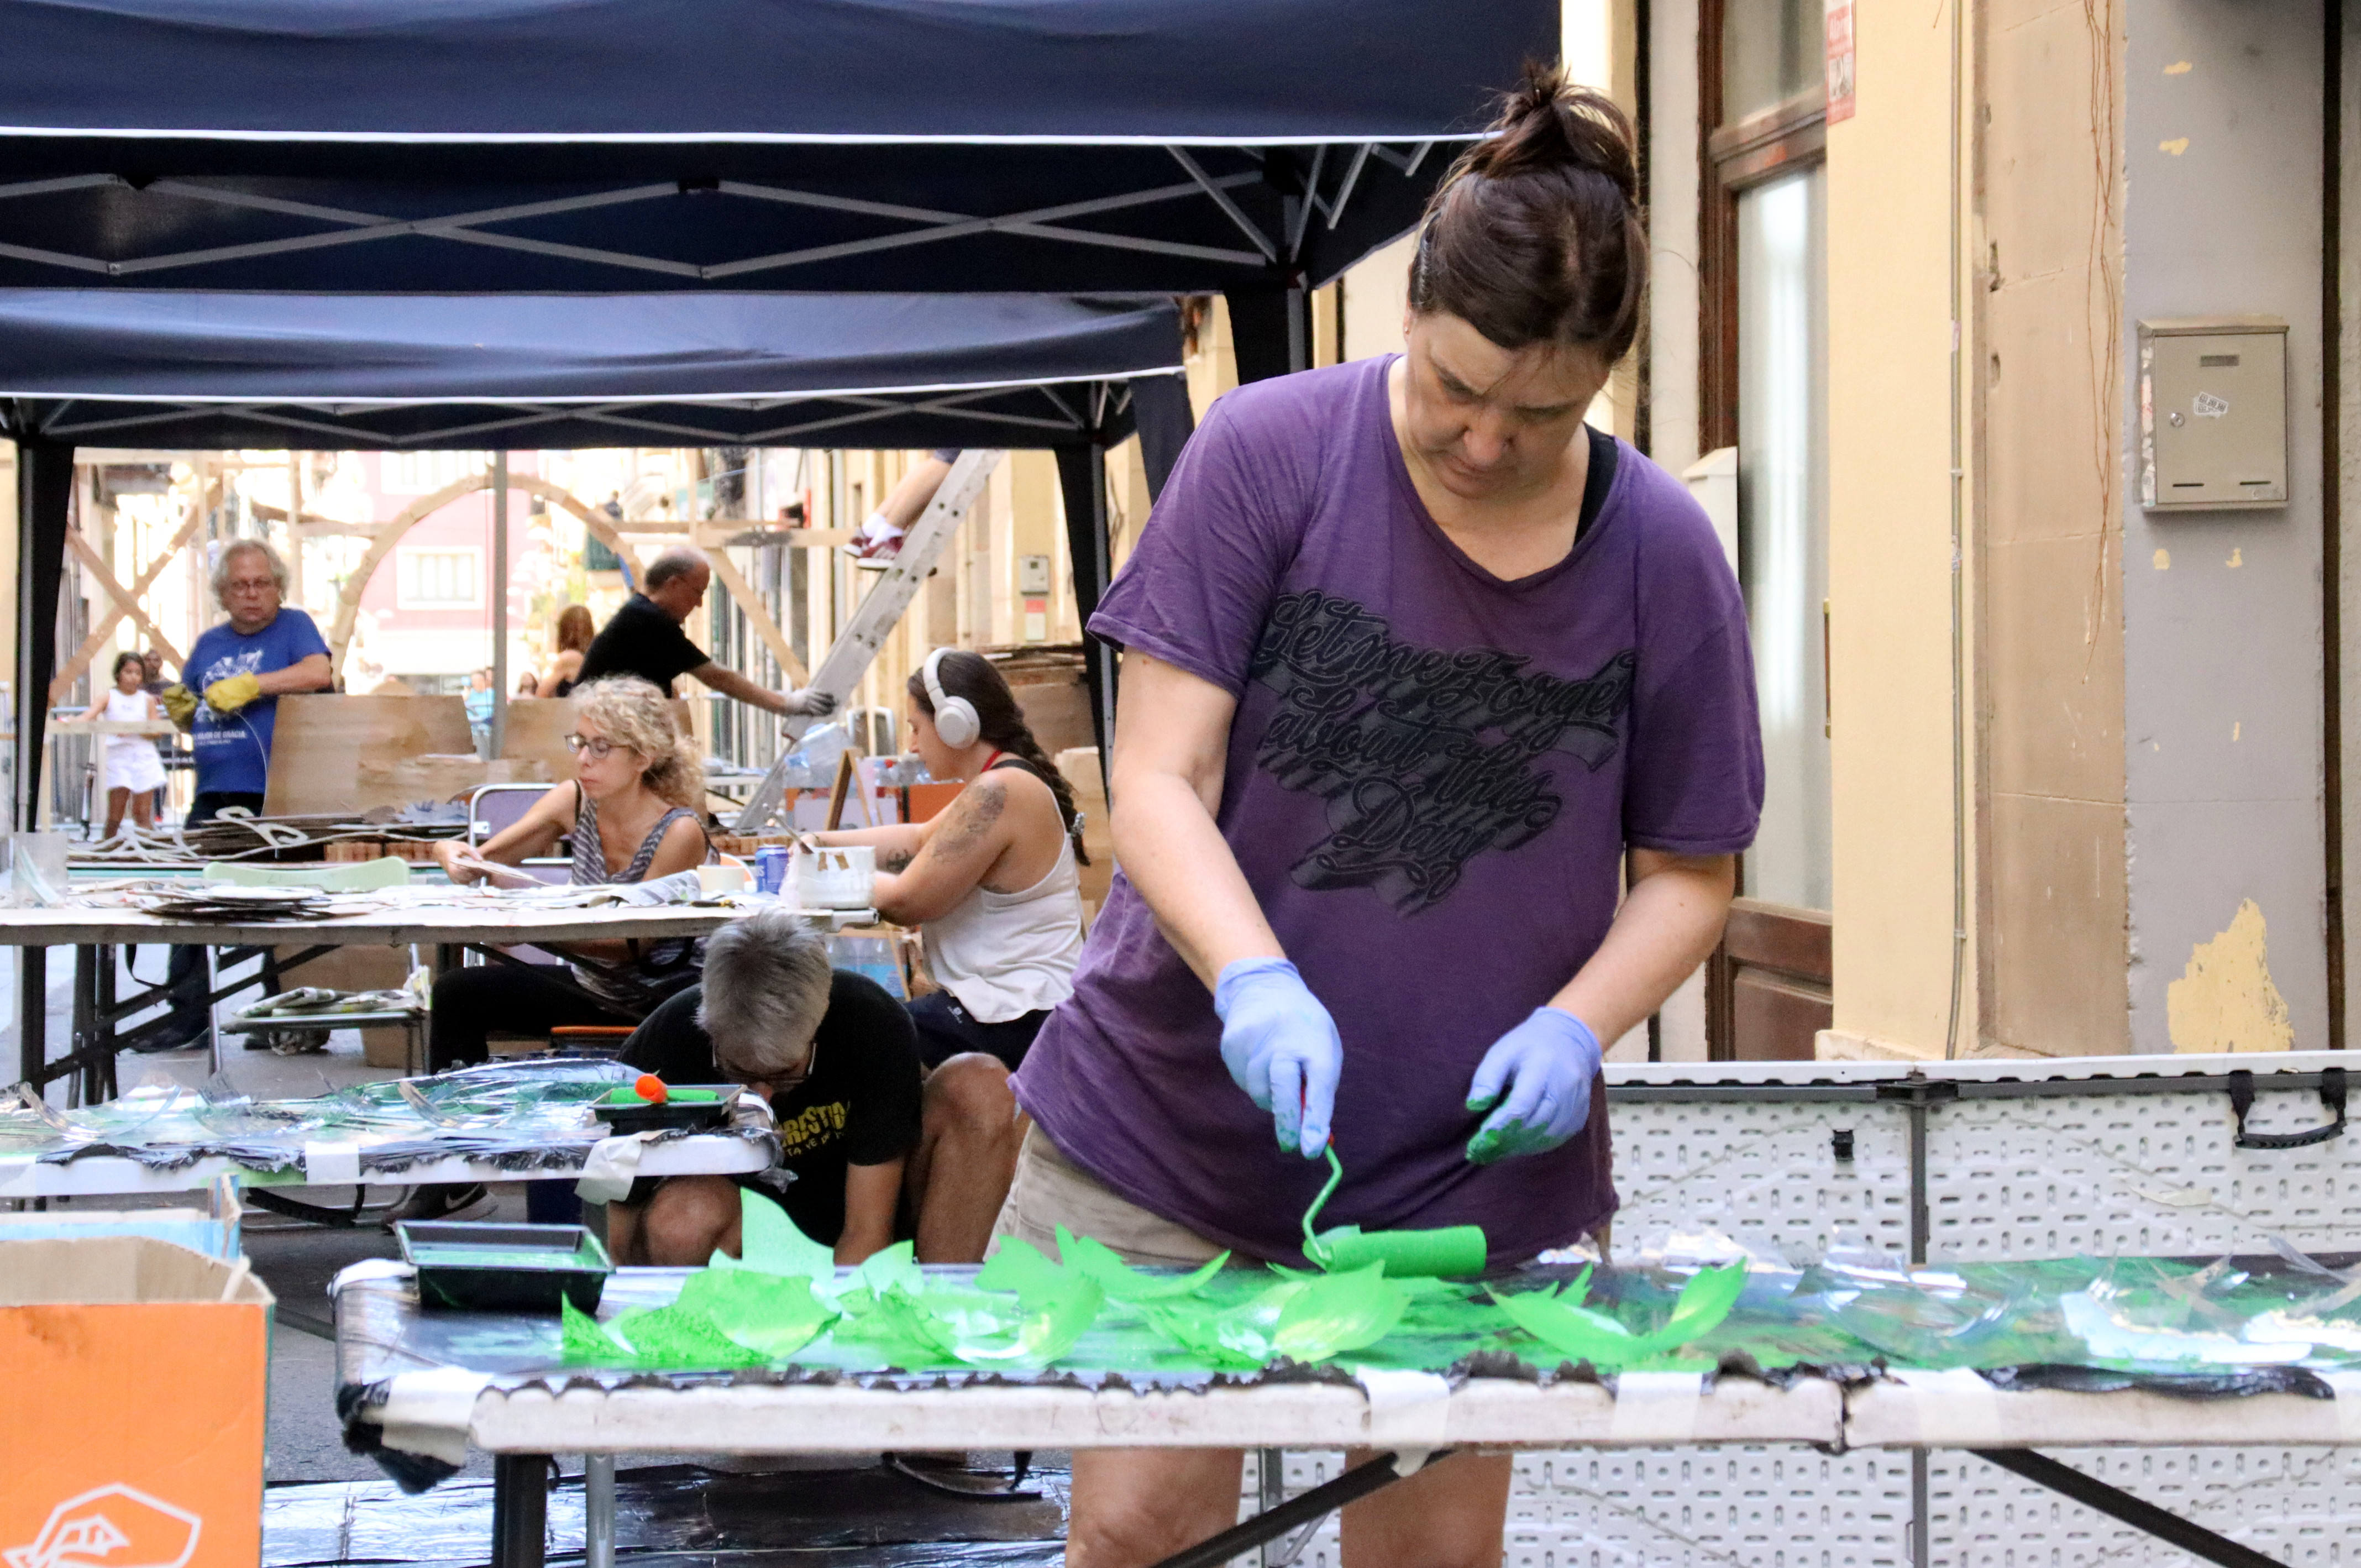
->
[578, 549, 835, 720]
[609, 909, 1023, 1265]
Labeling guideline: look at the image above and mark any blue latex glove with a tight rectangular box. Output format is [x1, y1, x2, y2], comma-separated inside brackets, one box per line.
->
[1212, 957, 1342, 1159]
[1464, 1006, 1602, 1164]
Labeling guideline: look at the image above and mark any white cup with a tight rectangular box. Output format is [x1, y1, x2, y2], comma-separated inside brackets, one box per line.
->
[695, 863, 750, 895]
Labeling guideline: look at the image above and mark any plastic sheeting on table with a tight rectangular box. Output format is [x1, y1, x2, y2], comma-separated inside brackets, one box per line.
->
[2, 1059, 775, 1176]
[264, 1462, 1066, 1568]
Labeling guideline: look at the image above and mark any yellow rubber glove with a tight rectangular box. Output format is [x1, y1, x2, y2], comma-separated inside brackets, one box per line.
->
[203, 672, 263, 715]
[159, 683, 199, 732]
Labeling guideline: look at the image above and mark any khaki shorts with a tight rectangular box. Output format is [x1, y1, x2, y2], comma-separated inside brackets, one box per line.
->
[988, 1124, 1230, 1268]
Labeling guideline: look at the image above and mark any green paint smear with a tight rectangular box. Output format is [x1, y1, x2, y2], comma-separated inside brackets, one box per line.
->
[1489, 1262, 1747, 1370]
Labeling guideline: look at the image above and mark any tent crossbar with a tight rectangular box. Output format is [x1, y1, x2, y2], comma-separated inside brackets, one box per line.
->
[1285, 145, 1328, 259]
[1323, 143, 1372, 230]
[704, 171, 1269, 277]
[741, 390, 1082, 443]
[0, 162, 1277, 283]
[0, 173, 122, 202]
[1165, 146, 1278, 262]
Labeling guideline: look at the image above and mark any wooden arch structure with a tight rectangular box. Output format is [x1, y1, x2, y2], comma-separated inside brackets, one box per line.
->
[326, 471, 645, 675]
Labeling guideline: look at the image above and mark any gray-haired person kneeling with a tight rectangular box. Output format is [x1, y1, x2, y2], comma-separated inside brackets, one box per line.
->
[607, 908, 1025, 1265]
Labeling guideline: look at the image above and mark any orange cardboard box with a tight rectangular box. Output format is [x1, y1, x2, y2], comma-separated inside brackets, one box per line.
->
[0, 1237, 273, 1568]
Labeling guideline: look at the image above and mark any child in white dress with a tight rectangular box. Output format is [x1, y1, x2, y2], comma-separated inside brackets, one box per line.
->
[86, 651, 166, 837]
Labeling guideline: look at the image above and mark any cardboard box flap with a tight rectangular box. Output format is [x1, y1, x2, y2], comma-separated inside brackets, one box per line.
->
[0, 1236, 273, 1305]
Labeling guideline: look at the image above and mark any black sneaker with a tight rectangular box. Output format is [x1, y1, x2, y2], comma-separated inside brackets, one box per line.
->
[387, 1183, 490, 1227]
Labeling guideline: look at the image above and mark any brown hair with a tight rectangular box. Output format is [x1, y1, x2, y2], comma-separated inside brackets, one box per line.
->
[1409, 60, 1645, 364]
[906, 651, 1089, 866]
[555, 604, 594, 653]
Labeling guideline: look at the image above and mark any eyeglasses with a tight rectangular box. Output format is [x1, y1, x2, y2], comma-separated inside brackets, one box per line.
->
[720, 1038, 816, 1098]
[224, 576, 277, 595]
[563, 733, 623, 760]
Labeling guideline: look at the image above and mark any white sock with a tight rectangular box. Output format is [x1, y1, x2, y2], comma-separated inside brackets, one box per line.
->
[857, 512, 903, 544]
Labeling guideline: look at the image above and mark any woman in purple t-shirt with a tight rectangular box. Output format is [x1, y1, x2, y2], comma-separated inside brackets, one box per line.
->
[1001, 66, 1765, 1568]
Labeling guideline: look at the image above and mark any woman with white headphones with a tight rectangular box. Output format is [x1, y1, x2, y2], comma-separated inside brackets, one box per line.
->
[807, 647, 1089, 1071]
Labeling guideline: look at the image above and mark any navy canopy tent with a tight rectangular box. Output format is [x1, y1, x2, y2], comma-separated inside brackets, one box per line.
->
[0, 0, 1554, 376]
[1, 289, 1190, 841]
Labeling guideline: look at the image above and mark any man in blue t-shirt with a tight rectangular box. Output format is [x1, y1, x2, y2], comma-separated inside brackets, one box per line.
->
[138, 538, 333, 1051]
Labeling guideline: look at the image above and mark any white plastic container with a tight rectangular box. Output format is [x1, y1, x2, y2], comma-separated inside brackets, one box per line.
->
[794, 846, 875, 910]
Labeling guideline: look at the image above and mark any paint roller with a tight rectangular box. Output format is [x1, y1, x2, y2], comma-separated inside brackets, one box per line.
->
[1300, 1147, 1488, 1278]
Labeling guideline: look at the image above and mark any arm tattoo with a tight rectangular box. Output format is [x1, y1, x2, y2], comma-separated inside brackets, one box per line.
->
[953, 782, 1007, 844]
[878, 848, 914, 873]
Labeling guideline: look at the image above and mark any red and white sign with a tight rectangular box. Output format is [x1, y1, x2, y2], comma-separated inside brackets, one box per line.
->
[1825, 0, 1856, 124]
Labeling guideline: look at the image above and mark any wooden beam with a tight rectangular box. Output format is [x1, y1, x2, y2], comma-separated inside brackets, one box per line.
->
[702, 547, 808, 686]
[48, 498, 205, 703]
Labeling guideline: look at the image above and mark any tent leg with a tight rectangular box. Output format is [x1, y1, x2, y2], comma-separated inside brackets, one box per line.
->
[1226, 284, 1313, 384]
[1132, 372, 1197, 502]
[1055, 445, 1116, 799]
[17, 442, 69, 833]
[17, 443, 69, 1091]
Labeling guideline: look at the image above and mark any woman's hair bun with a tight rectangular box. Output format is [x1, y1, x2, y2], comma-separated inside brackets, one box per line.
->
[1463, 60, 1639, 200]
[1411, 59, 1647, 363]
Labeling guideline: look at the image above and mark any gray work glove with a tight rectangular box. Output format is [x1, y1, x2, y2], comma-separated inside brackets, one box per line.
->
[780, 687, 838, 717]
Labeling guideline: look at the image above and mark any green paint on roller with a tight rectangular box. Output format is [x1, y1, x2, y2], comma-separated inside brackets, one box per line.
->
[1300, 1147, 1488, 1278]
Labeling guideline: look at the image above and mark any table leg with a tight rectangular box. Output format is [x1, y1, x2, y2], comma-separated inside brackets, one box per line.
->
[491, 1454, 549, 1568]
[1968, 1449, 2283, 1568]
[1256, 1449, 1288, 1568]
[18, 945, 46, 1088]
[583, 1454, 615, 1568]
[95, 941, 118, 1102]
[70, 943, 95, 1108]
[1149, 1450, 1439, 1568]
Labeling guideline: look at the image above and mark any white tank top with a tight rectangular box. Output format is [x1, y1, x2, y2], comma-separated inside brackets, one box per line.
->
[924, 830, 1087, 1023]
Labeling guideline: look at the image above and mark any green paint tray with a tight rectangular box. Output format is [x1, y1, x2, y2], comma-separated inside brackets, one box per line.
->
[1302, 1149, 1488, 1278]
[594, 1084, 733, 1136]
[397, 1220, 613, 1313]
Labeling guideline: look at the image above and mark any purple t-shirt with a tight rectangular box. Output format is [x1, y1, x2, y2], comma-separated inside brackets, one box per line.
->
[1013, 356, 1764, 1267]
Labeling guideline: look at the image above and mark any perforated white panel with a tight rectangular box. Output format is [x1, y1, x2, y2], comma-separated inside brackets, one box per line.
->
[1933, 1446, 2361, 1568]
[1924, 1083, 2359, 1261]
[1238, 1069, 2357, 1568]
[1921, 1075, 2361, 1565]
[1609, 1096, 1911, 1261]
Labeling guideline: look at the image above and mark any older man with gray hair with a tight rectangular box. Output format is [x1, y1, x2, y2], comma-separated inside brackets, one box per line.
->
[575, 548, 836, 720]
[140, 537, 334, 1051]
[610, 909, 1025, 1266]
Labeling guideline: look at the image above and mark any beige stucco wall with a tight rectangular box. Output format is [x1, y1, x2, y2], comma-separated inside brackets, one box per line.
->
[1818, 0, 1978, 1060]
[1974, 0, 2129, 1056]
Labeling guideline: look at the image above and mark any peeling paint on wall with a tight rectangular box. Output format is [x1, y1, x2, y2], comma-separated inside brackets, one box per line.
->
[2160, 137, 2190, 155]
[2154, 548, 2171, 569]
[2166, 900, 2295, 1053]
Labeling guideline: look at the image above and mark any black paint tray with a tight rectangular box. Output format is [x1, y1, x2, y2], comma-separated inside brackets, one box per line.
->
[593, 1083, 738, 1136]
[397, 1220, 613, 1313]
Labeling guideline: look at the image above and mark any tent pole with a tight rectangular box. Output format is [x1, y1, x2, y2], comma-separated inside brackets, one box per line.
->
[16, 441, 70, 1089]
[490, 452, 507, 756]
[1055, 444, 1116, 800]
[1224, 284, 1314, 384]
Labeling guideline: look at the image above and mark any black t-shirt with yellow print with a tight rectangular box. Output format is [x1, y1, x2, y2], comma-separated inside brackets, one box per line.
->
[620, 971, 922, 1246]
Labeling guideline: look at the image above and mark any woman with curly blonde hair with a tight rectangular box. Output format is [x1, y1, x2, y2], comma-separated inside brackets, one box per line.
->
[407, 677, 712, 1217]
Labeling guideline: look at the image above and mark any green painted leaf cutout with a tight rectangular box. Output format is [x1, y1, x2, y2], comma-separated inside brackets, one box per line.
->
[675, 1265, 839, 1360]
[955, 1275, 1107, 1366]
[1053, 1224, 1230, 1300]
[854, 1240, 922, 1298]
[832, 1282, 964, 1369]
[1490, 1263, 1745, 1368]
[604, 1303, 769, 1368]
[561, 1296, 632, 1365]
[1272, 1263, 1410, 1361]
[730, 1187, 838, 1279]
[974, 1237, 1071, 1307]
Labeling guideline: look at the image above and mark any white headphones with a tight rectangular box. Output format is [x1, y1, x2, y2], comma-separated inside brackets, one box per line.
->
[922, 647, 981, 749]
